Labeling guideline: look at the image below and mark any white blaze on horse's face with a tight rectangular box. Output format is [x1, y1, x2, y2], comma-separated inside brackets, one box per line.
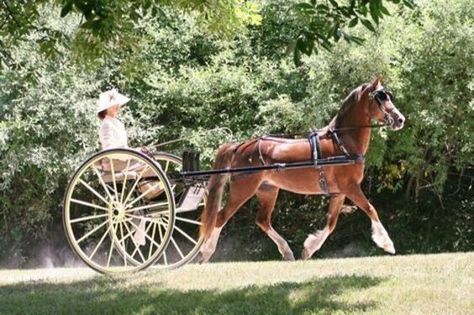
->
[372, 85, 406, 130]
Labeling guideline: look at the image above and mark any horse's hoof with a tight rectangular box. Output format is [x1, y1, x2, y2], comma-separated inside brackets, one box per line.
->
[195, 252, 208, 264]
[301, 248, 310, 260]
[283, 252, 295, 261]
[384, 243, 396, 254]
[195, 253, 204, 264]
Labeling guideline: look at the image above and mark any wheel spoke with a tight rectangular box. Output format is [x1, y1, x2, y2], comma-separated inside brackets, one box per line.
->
[119, 222, 127, 267]
[170, 236, 185, 260]
[162, 217, 198, 245]
[127, 182, 161, 208]
[117, 222, 135, 244]
[157, 221, 168, 265]
[79, 179, 110, 206]
[122, 165, 150, 207]
[175, 216, 202, 226]
[130, 221, 154, 260]
[106, 223, 118, 267]
[164, 160, 170, 172]
[124, 202, 169, 213]
[148, 222, 158, 259]
[93, 165, 114, 202]
[88, 223, 113, 260]
[120, 159, 132, 204]
[176, 207, 201, 214]
[123, 221, 146, 263]
[109, 157, 119, 203]
[126, 213, 153, 222]
[77, 220, 109, 244]
[173, 227, 198, 246]
[70, 213, 110, 224]
[71, 199, 109, 212]
[128, 219, 163, 250]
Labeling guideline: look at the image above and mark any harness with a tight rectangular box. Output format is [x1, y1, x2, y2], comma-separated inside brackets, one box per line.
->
[308, 129, 366, 194]
[308, 131, 329, 194]
[327, 129, 350, 157]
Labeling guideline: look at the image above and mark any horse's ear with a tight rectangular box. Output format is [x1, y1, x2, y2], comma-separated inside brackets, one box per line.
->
[370, 76, 383, 90]
[363, 76, 383, 95]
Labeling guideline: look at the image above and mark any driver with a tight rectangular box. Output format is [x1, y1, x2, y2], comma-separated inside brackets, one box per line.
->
[96, 88, 158, 246]
[97, 88, 130, 150]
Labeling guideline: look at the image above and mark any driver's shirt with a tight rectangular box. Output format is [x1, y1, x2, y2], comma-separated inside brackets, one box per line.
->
[99, 116, 128, 150]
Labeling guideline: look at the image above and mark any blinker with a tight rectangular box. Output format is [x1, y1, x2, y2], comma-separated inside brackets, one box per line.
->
[373, 89, 394, 104]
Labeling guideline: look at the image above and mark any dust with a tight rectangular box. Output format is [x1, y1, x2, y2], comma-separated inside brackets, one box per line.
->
[325, 242, 368, 258]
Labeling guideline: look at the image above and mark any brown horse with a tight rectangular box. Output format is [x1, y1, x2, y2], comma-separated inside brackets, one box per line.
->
[198, 77, 405, 262]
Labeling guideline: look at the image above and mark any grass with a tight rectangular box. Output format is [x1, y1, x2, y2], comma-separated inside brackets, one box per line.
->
[0, 252, 472, 315]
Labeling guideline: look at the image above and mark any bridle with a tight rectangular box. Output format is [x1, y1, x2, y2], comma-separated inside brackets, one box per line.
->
[370, 88, 396, 127]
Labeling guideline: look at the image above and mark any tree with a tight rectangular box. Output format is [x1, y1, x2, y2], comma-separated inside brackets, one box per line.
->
[0, 0, 414, 67]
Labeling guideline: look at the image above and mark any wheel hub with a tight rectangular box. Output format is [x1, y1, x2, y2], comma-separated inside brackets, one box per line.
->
[111, 202, 126, 222]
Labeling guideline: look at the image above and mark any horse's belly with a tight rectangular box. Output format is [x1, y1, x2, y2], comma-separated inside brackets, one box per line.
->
[265, 168, 323, 194]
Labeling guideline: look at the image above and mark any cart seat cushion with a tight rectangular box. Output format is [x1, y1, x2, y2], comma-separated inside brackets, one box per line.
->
[101, 171, 139, 183]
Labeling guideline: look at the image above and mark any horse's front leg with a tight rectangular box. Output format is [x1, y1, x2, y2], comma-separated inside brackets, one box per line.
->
[302, 194, 345, 260]
[346, 186, 395, 254]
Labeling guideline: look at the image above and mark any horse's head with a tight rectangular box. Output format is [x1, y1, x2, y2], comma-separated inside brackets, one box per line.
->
[364, 77, 405, 130]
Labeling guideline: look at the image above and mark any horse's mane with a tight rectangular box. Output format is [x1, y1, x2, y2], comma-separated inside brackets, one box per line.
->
[326, 83, 369, 130]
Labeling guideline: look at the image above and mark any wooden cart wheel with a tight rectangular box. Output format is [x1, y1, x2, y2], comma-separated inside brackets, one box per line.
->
[63, 148, 175, 274]
[152, 152, 205, 269]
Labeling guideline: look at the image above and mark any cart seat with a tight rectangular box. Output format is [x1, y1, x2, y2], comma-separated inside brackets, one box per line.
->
[101, 171, 139, 183]
[96, 158, 165, 200]
[97, 158, 158, 183]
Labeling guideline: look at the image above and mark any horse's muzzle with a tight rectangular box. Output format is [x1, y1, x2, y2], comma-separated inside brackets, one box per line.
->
[387, 109, 405, 130]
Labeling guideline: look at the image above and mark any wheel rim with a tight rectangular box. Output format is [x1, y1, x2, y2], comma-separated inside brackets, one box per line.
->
[152, 152, 205, 269]
[63, 149, 175, 274]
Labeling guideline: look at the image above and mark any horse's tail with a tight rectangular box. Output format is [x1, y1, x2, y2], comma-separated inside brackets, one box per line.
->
[200, 143, 236, 241]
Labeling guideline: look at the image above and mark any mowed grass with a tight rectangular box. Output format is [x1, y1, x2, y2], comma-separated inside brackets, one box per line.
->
[0, 252, 472, 315]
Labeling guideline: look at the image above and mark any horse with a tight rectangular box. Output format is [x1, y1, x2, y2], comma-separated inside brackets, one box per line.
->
[198, 77, 405, 262]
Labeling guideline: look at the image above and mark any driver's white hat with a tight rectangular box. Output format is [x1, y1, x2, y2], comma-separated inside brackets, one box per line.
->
[97, 88, 130, 113]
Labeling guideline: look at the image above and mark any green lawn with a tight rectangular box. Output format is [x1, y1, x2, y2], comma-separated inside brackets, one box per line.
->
[0, 252, 472, 315]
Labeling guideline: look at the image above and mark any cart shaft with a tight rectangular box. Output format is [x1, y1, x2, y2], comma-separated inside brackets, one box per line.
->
[180, 155, 357, 178]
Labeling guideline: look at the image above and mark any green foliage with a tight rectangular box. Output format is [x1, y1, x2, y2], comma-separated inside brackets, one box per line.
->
[290, 0, 415, 64]
[0, 27, 100, 262]
[0, 0, 472, 266]
[0, 1, 414, 68]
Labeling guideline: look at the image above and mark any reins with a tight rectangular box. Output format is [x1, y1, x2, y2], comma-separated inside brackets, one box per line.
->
[265, 123, 388, 139]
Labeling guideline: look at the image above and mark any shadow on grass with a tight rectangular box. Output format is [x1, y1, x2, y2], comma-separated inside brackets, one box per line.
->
[0, 274, 384, 315]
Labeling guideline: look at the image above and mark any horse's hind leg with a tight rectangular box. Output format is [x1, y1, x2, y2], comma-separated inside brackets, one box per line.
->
[346, 186, 395, 254]
[255, 185, 295, 261]
[302, 194, 345, 260]
[199, 176, 262, 263]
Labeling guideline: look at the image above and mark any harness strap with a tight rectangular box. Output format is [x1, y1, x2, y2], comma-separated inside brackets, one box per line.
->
[328, 129, 350, 157]
[308, 132, 329, 194]
[257, 139, 266, 165]
[308, 132, 322, 163]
